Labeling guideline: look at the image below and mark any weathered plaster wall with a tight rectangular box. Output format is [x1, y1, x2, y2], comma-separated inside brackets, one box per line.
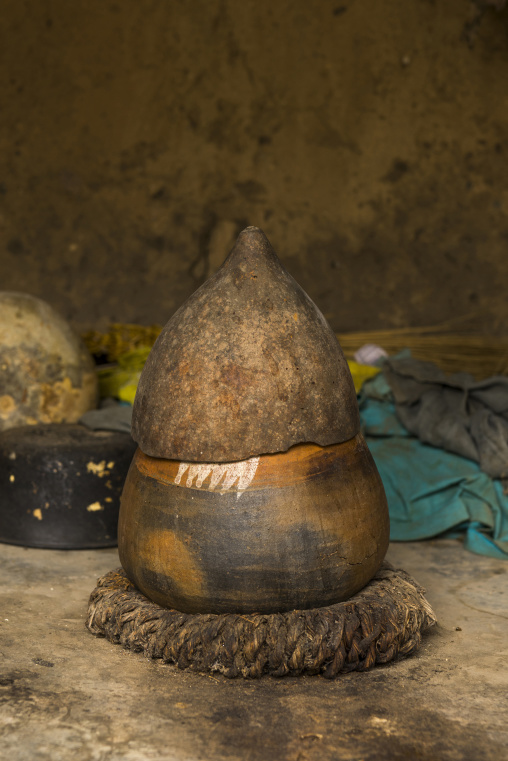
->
[0, 0, 507, 333]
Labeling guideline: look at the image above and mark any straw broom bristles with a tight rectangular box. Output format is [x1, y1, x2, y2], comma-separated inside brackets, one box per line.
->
[337, 331, 508, 379]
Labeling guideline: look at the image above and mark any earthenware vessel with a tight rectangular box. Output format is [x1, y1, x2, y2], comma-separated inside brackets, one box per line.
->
[0, 292, 98, 431]
[119, 227, 389, 613]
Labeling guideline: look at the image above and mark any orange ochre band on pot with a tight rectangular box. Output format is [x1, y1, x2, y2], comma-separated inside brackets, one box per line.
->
[134, 435, 363, 496]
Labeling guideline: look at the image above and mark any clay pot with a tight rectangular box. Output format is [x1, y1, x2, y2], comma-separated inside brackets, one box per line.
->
[119, 226, 389, 614]
[0, 292, 98, 431]
[119, 435, 389, 614]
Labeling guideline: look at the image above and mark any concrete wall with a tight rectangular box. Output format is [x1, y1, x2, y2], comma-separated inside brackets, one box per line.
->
[1, 0, 507, 333]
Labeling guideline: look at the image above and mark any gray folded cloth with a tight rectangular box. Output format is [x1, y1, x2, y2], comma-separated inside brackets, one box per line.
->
[80, 400, 133, 434]
[382, 357, 508, 480]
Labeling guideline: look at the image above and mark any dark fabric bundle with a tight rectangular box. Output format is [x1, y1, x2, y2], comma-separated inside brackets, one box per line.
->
[86, 563, 435, 679]
[382, 357, 508, 481]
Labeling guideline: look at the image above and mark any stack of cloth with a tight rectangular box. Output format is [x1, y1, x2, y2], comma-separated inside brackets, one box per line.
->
[359, 355, 508, 559]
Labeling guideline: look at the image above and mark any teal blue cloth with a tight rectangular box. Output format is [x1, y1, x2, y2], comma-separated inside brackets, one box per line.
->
[360, 373, 508, 559]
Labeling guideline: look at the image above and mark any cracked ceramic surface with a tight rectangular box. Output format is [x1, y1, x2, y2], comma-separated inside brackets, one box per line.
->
[132, 226, 359, 463]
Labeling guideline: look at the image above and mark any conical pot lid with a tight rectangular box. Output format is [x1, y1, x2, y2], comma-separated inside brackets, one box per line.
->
[132, 226, 359, 462]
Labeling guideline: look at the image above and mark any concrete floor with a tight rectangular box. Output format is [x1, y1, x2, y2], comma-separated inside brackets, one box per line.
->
[1, 538, 507, 761]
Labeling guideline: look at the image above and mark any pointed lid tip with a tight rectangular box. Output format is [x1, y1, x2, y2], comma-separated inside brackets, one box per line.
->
[237, 226, 268, 243]
[241, 225, 263, 233]
[237, 225, 270, 241]
[227, 226, 276, 266]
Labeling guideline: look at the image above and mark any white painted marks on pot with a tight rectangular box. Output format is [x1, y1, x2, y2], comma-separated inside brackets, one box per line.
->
[174, 456, 260, 498]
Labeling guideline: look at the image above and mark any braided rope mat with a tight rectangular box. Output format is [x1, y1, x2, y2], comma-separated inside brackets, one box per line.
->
[86, 563, 436, 678]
